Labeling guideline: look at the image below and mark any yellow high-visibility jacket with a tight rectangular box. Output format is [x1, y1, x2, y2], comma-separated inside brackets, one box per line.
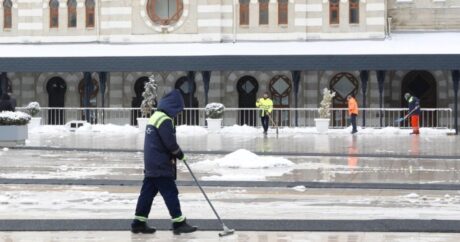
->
[256, 98, 273, 117]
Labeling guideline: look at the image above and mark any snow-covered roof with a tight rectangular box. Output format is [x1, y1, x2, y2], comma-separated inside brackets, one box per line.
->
[1, 32, 459, 58]
[0, 32, 459, 71]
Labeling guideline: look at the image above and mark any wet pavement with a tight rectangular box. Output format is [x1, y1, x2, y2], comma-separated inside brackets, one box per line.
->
[23, 126, 460, 157]
[1, 149, 460, 184]
[0, 185, 459, 220]
[2, 231, 460, 242]
[1, 126, 460, 241]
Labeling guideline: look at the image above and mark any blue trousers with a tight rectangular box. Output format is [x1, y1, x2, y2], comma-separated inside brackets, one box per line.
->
[134, 177, 182, 219]
[261, 115, 269, 132]
[350, 114, 357, 132]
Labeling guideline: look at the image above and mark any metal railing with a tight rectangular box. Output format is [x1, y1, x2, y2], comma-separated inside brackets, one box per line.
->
[16, 107, 452, 129]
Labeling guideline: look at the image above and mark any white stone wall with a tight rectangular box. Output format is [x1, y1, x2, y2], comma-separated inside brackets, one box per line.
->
[0, 0, 387, 42]
[388, 0, 460, 31]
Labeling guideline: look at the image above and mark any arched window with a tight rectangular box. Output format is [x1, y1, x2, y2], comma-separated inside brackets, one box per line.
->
[259, 0, 269, 25]
[330, 72, 359, 127]
[85, 0, 95, 28]
[67, 0, 77, 28]
[237, 76, 259, 126]
[146, 0, 183, 26]
[239, 0, 249, 26]
[269, 75, 292, 126]
[278, 0, 288, 25]
[3, 0, 12, 29]
[50, 0, 59, 28]
[329, 72, 359, 105]
[46, 77, 67, 125]
[175, 76, 199, 125]
[349, 0, 359, 24]
[329, 0, 339, 25]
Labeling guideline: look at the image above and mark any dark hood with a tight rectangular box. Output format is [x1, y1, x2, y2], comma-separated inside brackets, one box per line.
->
[158, 89, 184, 118]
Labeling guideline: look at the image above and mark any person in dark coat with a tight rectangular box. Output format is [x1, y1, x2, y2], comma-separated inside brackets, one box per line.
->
[0, 93, 15, 112]
[131, 90, 197, 235]
[404, 93, 421, 135]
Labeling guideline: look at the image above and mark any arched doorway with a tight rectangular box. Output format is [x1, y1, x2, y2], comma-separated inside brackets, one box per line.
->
[401, 71, 437, 127]
[269, 75, 292, 126]
[46, 77, 67, 125]
[78, 78, 99, 124]
[131, 76, 150, 125]
[175, 76, 198, 125]
[329, 72, 359, 127]
[237, 76, 258, 126]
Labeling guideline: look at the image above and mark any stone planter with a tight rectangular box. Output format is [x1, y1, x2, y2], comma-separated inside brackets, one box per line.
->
[137, 118, 149, 131]
[28, 117, 42, 130]
[206, 118, 222, 132]
[0, 125, 28, 145]
[314, 118, 330, 134]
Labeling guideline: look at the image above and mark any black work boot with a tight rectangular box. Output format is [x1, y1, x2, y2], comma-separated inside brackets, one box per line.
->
[131, 220, 156, 234]
[173, 219, 198, 235]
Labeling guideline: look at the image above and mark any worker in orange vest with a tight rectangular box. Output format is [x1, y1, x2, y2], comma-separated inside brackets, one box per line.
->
[347, 95, 359, 134]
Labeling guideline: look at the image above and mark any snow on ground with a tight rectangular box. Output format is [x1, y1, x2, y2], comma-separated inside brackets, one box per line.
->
[1, 185, 460, 220]
[191, 149, 294, 181]
[29, 124, 139, 134]
[75, 123, 139, 134]
[28, 124, 452, 137]
[176, 125, 208, 136]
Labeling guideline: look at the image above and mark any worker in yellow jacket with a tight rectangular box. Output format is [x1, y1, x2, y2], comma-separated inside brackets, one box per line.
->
[256, 92, 273, 134]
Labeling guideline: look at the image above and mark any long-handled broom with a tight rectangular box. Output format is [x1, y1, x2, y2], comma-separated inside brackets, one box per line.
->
[394, 106, 420, 124]
[268, 114, 279, 135]
[182, 160, 235, 237]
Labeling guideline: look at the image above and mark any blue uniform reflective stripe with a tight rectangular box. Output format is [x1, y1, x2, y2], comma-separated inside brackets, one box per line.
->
[148, 111, 173, 128]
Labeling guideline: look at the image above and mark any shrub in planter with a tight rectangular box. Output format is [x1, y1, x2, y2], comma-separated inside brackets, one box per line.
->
[140, 75, 159, 118]
[318, 88, 335, 119]
[205, 103, 225, 119]
[315, 88, 335, 133]
[0, 111, 31, 126]
[205, 103, 225, 131]
[25, 102, 41, 117]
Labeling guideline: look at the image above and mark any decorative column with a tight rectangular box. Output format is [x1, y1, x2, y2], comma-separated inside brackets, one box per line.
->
[201, 71, 211, 105]
[83, 72, 93, 123]
[98, 72, 108, 123]
[0, 72, 7, 96]
[452, 70, 459, 134]
[291, 70, 301, 126]
[187, 71, 195, 107]
[360, 70, 369, 127]
[377, 70, 386, 127]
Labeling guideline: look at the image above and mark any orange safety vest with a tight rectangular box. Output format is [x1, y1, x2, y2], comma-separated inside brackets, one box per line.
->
[348, 97, 359, 115]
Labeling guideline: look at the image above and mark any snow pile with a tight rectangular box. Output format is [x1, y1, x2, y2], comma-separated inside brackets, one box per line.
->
[220, 125, 259, 135]
[75, 123, 139, 134]
[292, 185, 307, 192]
[29, 125, 67, 134]
[191, 149, 294, 181]
[176, 125, 208, 136]
[213, 149, 294, 169]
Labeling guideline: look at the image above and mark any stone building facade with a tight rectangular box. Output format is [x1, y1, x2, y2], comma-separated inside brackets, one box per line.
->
[0, 0, 459, 126]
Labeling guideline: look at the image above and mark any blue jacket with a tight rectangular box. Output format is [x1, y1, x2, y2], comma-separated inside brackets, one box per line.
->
[408, 96, 420, 116]
[144, 90, 185, 178]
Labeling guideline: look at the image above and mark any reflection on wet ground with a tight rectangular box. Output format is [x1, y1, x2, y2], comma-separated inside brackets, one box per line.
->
[24, 129, 460, 157]
[1, 150, 460, 184]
